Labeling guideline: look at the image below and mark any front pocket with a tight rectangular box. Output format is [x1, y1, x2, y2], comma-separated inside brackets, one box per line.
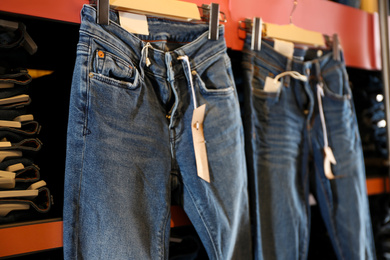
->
[251, 65, 283, 102]
[321, 63, 351, 100]
[90, 49, 139, 90]
[194, 54, 235, 96]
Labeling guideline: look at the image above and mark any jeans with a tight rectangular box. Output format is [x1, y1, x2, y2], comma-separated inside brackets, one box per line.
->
[0, 22, 27, 50]
[0, 157, 40, 183]
[64, 5, 251, 260]
[241, 37, 376, 260]
[0, 67, 32, 86]
[0, 186, 52, 223]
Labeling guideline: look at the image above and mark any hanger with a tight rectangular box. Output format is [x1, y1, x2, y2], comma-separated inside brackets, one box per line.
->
[95, 0, 222, 40]
[0, 19, 38, 55]
[239, 1, 326, 49]
[109, 0, 200, 21]
[239, 1, 342, 59]
[262, 0, 326, 47]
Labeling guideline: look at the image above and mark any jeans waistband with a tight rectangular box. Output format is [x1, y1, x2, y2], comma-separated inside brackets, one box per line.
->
[243, 35, 344, 76]
[80, 5, 227, 78]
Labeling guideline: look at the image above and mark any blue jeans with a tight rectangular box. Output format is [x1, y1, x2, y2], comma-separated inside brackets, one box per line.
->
[63, 5, 252, 260]
[242, 37, 376, 260]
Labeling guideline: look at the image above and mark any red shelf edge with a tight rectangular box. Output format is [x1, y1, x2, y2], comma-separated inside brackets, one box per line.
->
[0, 220, 63, 258]
[366, 176, 390, 196]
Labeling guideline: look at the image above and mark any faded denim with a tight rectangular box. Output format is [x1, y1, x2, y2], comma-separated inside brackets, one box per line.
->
[242, 37, 376, 260]
[63, 5, 251, 260]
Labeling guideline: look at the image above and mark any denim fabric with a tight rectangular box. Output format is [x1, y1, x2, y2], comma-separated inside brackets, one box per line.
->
[0, 120, 41, 137]
[0, 138, 42, 152]
[0, 186, 52, 223]
[0, 108, 28, 120]
[15, 165, 40, 183]
[242, 37, 376, 260]
[0, 67, 32, 86]
[0, 22, 26, 50]
[0, 123, 41, 143]
[0, 157, 39, 182]
[64, 5, 251, 260]
[0, 84, 29, 99]
[0, 96, 31, 109]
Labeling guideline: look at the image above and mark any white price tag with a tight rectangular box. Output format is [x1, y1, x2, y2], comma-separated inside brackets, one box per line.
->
[118, 11, 149, 35]
[274, 39, 294, 59]
[191, 104, 210, 183]
[264, 76, 282, 92]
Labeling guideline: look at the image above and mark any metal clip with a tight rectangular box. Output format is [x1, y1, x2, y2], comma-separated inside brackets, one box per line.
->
[251, 17, 262, 51]
[332, 34, 341, 61]
[97, 0, 109, 25]
[206, 3, 220, 40]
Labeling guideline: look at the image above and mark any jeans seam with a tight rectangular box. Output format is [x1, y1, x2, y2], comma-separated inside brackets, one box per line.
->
[74, 40, 93, 259]
[191, 49, 225, 72]
[160, 203, 171, 260]
[182, 181, 220, 260]
[314, 162, 346, 260]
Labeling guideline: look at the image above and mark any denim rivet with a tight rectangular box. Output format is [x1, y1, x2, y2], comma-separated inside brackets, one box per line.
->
[191, 70, 197, 76]
[88, 72, 94, 78]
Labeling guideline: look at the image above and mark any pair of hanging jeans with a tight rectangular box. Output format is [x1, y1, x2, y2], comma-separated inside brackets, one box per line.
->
[241, 37, 376, 260]
[63, 5, 252, 260]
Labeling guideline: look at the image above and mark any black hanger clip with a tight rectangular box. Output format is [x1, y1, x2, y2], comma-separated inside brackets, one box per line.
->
[238, 17, 262, 51]
[97, 0, 110, 25]
[208, 3, 219, 40]
[201, 3, 225, 41]
[0, 19, 37, 55]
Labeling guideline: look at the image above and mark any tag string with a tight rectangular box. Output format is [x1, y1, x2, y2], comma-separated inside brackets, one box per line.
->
[273, 71, 308, 83]
[317, 82, 337, 179]
[178, 55, 197, 110]
[139, 42, 152, 78]
[317, 83, 328, 148]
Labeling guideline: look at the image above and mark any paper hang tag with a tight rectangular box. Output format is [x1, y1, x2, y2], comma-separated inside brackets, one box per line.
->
[323, 146, 337, 180]
[264, 76, 282, 92]
[118, 11, 149, 35]
[274, 39, 294, 59]
[191, 104, 210, 183]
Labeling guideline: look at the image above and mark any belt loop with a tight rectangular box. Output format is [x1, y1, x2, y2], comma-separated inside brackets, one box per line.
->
[139, 42, 152, 78]
[177, 55, 197, 109]
[314, 60, 323, 83]
[284, 59, 292, 86]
